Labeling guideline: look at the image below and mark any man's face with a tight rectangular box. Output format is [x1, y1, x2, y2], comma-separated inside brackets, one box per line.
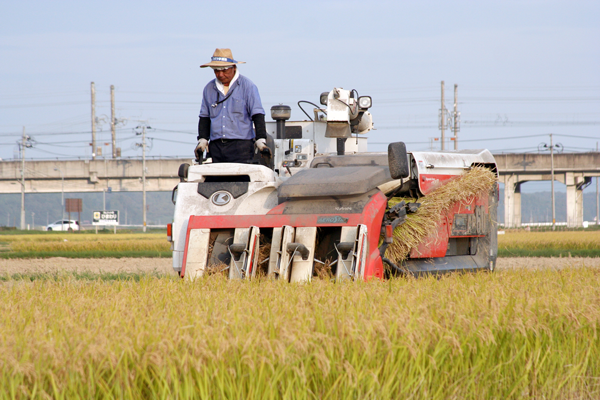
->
[214, 66, 236, 86]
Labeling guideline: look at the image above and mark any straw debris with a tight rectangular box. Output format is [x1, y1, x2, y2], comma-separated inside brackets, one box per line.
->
[256, 235, 272, 277]
[204, 262, 229, 276]
[385, 166, 497, 263]
[313, 259, 335, 280]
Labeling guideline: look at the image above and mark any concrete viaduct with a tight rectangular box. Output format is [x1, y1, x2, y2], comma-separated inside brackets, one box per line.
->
[1, 153, 599, 228]
[494, 152, 600, 228]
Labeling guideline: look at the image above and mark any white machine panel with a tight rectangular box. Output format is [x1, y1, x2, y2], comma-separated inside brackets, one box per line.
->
[185, 228, 211, 281]
[289, 227, 317, 283]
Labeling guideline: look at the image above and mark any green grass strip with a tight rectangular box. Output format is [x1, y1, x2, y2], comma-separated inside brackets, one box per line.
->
[0, 250, 172, 259]
[498, 248, 600, 258]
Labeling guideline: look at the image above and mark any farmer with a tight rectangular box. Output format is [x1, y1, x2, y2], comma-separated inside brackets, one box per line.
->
[195, 48, 270, 163]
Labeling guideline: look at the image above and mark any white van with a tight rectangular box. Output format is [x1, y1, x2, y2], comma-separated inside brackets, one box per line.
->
[46, 220, 80, 232]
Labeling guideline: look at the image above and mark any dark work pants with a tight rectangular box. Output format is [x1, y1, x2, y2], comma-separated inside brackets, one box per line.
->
[208, 139, 254, 164]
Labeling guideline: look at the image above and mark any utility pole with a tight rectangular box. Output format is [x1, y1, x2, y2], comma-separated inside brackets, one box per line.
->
[440, 81, 445, 150]
[596, 142, 599, 225]
[429, 137, 440, 150]
[550, 134, 556, 231]
[111, 85, 117, 158]
[142, 126, 147, 232]
[540, 136, 561, 230]
[142, 125, 146, 232]
[453, 84, 459, 150]
[54, 168, 65, 220]
[91, 82, 96, 160]
[20, 127, 26, 230]
[135, 124, 150, 232]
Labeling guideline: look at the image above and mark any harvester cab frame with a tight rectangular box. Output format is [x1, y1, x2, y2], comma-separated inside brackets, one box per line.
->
[169, 87, 498, 281]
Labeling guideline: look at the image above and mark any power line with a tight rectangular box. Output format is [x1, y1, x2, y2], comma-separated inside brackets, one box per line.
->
[463, 121, 600, 127]
[375, 120, 600, 130]
[117, 100, 201, 105]
[35, 142, 91, 148]
[562, 145, 600, 151]
[152, 128, 195, 134]
[0, 101, 91, 109]
[457, 133, 590, 143]
[27, 148, 78, 157]
[555, 134, 600, 140]
[461, 97, 600, 103]
[0, 127, 131, 137]
[149, 137, 193, 145]
[119, 90, 199, 95]
[369, 132, 600, 146]
[491, 147, 547, 153]
[0, 90, 87, 100]
[460, 85, 600, 91]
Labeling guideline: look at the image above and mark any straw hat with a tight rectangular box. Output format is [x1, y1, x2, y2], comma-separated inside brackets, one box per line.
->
[200, 48, 246, 68]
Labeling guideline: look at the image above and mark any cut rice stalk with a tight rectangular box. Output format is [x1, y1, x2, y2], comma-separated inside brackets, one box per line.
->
[386, 167, 497, 263]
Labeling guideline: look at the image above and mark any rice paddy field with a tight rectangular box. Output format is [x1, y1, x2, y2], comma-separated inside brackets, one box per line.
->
[1, 230, 600, 398]
[498, 230, 600, 257]
[0, 232, 170, 259]
[1, 229, 599, 260]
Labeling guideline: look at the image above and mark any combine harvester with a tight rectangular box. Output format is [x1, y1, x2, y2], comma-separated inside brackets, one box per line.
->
[168, 88, 498, 281]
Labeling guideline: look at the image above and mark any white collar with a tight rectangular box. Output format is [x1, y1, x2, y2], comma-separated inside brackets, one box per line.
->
[215, 70, 239, 95]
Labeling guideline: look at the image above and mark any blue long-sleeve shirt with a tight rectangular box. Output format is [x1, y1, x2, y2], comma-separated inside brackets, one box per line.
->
[199, 74, 265, 141]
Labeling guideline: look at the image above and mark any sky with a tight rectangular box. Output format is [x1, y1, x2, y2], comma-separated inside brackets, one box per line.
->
[1, 0, 599, 193]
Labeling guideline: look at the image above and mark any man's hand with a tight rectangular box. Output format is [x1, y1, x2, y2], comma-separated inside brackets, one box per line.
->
[195, 139, 208, 161]
[255, 138, 271, 157]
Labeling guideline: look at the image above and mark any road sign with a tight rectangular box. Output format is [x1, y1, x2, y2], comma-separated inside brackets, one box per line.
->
[66, 198, 82, 227]
[93, 210, 119, 226]
[66, 198, 82, 212]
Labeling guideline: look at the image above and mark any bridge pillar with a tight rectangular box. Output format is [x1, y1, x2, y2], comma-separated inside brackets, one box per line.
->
[565, 173, 588, 227]
[503, 175, 522, 228]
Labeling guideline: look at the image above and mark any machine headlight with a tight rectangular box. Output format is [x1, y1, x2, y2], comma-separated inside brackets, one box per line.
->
[358, 96, 372, 109]
[320, 92, 329, 106]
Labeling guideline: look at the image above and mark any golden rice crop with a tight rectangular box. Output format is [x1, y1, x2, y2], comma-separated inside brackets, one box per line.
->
[499, 231, 600, 251]
[1, 233, 169, 253]
[1, 268, 599, 399]
[386, 167, 497, 262]
[0, 233, 165, 242]
[10, 239, 169, 252]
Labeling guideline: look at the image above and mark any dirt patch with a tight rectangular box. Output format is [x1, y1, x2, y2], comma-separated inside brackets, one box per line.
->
[0, 257, 175, 276]
[1, 257, 599, 277]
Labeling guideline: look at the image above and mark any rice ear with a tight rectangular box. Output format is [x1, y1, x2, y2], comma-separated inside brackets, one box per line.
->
[385, 167, 497, 263]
